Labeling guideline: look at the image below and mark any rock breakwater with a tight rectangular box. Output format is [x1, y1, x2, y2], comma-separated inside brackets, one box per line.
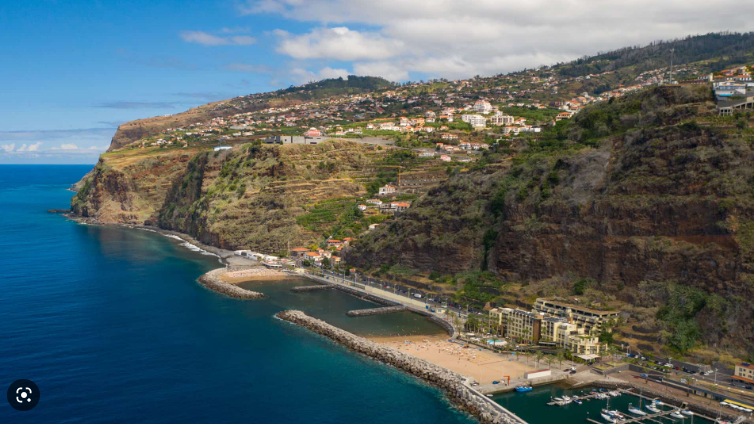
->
[346, 305, 406, 317]
[277, 310, 527, 424]
[198, 268, 265, 299]
[291, 284, 334, 292]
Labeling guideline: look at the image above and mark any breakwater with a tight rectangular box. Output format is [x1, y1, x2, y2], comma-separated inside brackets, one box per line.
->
[347, 305, 406, 317]
[277, 310, 527, 424]
[197, 268, 265, 299]
[299, 273, 456, 337]
[291, 284, 334, 292]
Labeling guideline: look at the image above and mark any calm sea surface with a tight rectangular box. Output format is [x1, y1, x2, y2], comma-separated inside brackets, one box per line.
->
[0, 165, 474, 424]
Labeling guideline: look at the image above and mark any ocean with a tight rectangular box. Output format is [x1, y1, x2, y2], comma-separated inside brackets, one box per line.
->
[0, 165, 475, 424]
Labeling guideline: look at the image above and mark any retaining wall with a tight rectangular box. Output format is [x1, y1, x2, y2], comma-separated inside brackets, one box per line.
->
[197, 268, 265, 300]
[277, 310, 527, 424]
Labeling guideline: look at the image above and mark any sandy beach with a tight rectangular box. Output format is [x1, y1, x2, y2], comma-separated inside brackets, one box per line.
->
[220, 267, 292, 283]
[368, 334, 535, 385]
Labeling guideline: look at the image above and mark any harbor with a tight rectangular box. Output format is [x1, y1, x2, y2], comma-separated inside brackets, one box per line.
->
[493, 384, 729, 424]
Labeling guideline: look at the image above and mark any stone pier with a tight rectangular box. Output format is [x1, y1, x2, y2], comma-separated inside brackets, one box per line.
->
[346, 305, 406, 317]
[277, 310, 527, 424]
[291, 284, 334, 292]
[197, 268, 265, 300]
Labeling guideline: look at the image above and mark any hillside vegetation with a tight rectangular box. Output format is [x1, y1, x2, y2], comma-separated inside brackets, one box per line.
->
[346, 85, 754, 360]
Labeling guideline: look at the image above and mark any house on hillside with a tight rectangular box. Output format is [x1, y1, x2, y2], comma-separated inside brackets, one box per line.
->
[378, 185, 397, 196]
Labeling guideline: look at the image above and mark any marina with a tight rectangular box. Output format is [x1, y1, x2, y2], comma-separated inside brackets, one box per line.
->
[494, 385, 726, 424]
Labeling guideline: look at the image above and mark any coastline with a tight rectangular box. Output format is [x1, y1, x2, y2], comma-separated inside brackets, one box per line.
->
[58, 214, 275, 299]
[277, 310, 528, 424]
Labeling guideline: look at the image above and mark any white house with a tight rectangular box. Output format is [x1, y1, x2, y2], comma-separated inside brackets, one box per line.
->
[473, 100, 492, 114]
[378, 184, 397, 196]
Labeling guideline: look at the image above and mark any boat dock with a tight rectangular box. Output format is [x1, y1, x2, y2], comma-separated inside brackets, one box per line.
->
[585, 407, 683, 424]
[547, 389, 627, 406]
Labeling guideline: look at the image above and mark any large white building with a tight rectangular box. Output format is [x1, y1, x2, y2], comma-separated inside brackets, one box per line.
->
[461, 114, 487, 128]
[490, 112, 514, 126]
[473, 100, 493, 114]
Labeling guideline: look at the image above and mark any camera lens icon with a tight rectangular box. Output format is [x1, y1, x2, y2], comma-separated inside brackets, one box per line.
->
[7, 379, 40, 411]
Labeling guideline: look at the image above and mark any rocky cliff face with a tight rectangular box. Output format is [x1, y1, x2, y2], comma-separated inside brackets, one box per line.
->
[72, 140, 387, 251]
[346, 86, 754, 358]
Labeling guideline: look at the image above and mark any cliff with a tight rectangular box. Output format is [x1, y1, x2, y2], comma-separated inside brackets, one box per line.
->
[346, 86, 754, 359]
[72, 140, 400, 252]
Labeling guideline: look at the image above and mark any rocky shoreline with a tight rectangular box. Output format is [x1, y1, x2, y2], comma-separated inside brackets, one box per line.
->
[197, 268, 265, 300]
[277, 310, 527, 424]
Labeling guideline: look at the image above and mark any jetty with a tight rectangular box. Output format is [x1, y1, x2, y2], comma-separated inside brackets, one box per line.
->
[291, 284, 333, 292]
[197, 268, 264, 300]
[277, 310, 528, 424]
[346, 305, 406, 317]
[585, 407, 684, 424]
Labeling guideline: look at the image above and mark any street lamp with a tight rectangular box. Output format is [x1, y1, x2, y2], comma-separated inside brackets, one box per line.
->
[714, 368, 718, 386]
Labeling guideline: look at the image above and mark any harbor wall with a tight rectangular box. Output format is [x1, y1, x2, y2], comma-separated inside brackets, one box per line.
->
[277, 310, 528, 424]
[291, 284, 334, 292]
[197, 268, 265, 300]
[300, 272, 455, 337]
[346, 306, 406, 317]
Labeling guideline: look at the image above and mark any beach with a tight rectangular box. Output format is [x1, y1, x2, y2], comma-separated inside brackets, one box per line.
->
[220, 267, 292, 283]
[368, 334, 535, 385]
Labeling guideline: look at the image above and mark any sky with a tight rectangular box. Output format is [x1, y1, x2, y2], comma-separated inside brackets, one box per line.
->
[2, 0, 753, 164]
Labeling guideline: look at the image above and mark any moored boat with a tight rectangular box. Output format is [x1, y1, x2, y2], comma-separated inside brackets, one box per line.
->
[515, 385, 532, 392]
[670, 411, 685, 419]
[628, 404, 646, 416]
[601, 412, 617, 423]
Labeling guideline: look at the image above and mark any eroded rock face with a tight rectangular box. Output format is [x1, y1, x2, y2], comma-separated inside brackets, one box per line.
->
[277, 310, 526, 424]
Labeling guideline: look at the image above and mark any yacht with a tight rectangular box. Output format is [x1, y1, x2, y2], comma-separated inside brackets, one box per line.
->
[628, 404, 647, 416]
[601, 412, 617, 423]
[645, 403, 661, 413]
[670, 411, 685, 419]
[681, 410, 694, 416]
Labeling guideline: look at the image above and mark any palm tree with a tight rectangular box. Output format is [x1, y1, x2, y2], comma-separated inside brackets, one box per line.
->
[536, 351, 544, 369]
[557, 350, 566, 368]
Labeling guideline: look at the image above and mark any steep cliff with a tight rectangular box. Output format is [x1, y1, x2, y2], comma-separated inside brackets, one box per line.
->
[346, 86, 754, 358]
[72, 140, 393, 251]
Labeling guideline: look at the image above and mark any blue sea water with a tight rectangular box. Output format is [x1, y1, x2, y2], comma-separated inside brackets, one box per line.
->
[0, 165, 476, 424]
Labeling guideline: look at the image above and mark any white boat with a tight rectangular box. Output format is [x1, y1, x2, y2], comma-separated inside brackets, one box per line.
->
[670, 411, 685, 419]
[681, 410, 694, 416]
[553, 397, 563, 402]
[628, 404, 647, 416]
[562, 396, 572, 402]
[609, 391, 621, 397]
[645, 403, 661, 413]
[601, 412, 617, 423]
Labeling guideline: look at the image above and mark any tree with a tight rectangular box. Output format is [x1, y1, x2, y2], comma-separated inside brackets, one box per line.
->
[535, 351, 545, 368]
[573, 278, 590, 295]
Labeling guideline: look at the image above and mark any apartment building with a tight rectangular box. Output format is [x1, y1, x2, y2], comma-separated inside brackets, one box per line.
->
[532, 298, 620, 335]
[734, 363, 754, 384]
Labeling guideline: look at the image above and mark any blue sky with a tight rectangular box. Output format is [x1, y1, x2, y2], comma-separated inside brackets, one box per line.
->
[2, 0, 752, 163]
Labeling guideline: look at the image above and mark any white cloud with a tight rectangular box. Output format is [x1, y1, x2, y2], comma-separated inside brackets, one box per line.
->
[1, 143, 15, 153]
[59, 143, 79, 150]
[275, 27, 403, 61]
[180, 31, 256, 46]
[289, 66, 349, 83]
[16, 142, 43, 152]
[242, 0, 754, 80]
[353, 61, 408, 82]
